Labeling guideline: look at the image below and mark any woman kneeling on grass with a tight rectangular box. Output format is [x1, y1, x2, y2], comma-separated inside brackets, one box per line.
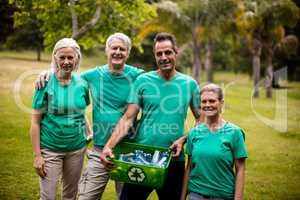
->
[181, 83, 247, 200]
[30, 38, 92, 200]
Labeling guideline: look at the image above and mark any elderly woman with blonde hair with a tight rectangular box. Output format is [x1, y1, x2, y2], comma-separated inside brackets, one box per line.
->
[181, 83, 247, 200]
[30, 38, 92, 200]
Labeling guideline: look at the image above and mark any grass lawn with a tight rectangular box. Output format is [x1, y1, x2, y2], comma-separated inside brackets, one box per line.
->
[0, 51, 299, 199]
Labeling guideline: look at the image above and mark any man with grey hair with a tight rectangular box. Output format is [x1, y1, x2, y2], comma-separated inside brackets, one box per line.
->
[100, 32, 201, 200]
[35, 33, 144, 200]
[77, 32, 144, 200]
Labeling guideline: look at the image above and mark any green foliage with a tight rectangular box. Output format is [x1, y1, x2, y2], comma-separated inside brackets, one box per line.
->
[242, 0, 299, 41]
[0, 0, 15, 46]
[5, 0, 43, 51]
[275, 35, 299, 59]
[4, 0, 300, 81]
[179, 0, 238, 41]
[10, 0, 156, 50]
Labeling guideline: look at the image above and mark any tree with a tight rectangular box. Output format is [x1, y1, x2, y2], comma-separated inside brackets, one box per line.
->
[190, 0, 237, 83]
[10, 0, 156, 51]
[239, 0, 299, 98]
[137, 0, 237, 83]
[0, 0, 16, 47]
[259, 0, 299, 97]
[6, 0, 43, 60]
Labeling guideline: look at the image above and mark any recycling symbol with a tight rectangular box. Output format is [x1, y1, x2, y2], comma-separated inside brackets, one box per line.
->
[127, 167, 146, 183]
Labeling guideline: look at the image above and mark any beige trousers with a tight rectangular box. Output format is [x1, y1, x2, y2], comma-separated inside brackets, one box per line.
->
[40, 147, 86, 200]
[78, 147, 123, 200]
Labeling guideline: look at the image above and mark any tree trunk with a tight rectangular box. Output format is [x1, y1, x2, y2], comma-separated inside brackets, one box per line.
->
[192, 29, 202, 83]
[69, 0, 101, 39]
[36, 45, 41, 61]
[265, 45, 274, 98]
[69, 0, 78, 36]
[252, 38, 262, 98]
[205, 41, 213, 83]
[36, 38, 43, 61]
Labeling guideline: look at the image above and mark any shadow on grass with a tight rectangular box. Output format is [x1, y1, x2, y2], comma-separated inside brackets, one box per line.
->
[0, 56, 51, 63]
[279, 131, 300, 141]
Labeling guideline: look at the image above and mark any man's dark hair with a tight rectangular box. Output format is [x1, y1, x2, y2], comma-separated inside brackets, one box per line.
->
[153, 32, 178, 53]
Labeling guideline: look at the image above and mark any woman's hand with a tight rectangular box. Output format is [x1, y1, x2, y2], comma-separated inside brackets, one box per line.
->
[33, 155, 46, 178]
[169, 136, 187, 157]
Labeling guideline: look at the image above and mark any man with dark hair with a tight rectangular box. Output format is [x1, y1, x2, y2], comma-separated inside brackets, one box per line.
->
[153, 32, 178, 52]
[100, 32, 201, 200]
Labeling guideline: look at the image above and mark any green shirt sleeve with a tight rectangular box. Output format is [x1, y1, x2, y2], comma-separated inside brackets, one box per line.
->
[127, 76, 142, 106]
[32, 85, 48, 110]
[80, 71, 88, 81]
[233, 128, 248, 159]
[82, 79, 90, 106]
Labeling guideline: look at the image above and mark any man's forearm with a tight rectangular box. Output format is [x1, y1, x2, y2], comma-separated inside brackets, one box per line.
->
[176, 135, 187, 145]
[105, 115, 134, 149]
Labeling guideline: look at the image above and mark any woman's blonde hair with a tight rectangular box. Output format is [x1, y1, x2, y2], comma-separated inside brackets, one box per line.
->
[200, 83, 224, 100]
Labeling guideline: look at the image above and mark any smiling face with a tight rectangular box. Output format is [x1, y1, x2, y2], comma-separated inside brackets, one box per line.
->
[201, 91, 224, 117]
[106, 39, 129, 70]
[55, 47, 77, 75]
[154, 40, 177, 75]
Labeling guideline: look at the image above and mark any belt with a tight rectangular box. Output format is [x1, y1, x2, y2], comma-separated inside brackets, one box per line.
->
[196, 192, 226, 200]
[199, 193, 212, 198]
[93, 146, 103, 152]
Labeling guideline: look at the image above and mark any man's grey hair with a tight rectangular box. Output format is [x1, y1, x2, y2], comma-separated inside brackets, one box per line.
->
[105, 32, 132, 53]
[51, 38, 81, 71]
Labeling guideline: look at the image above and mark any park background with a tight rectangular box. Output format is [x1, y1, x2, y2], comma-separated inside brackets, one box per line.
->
[0, 0, 300, 199]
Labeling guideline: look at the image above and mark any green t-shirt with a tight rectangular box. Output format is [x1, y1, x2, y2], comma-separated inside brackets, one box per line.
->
[80, 64, 144, 147]
[128, 71, 200, 160]
[32, 73, 90, 152]
[186, 122, 248, 199]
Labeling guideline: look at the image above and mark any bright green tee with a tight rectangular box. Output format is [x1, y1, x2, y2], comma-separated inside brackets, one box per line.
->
[80, 64, 144, 147]
[128, 71, 200, 160]
[32, 73, 90, 152]
[186, 122, 248, 199]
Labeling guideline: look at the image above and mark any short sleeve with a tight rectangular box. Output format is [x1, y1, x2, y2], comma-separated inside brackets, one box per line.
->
[127, 77, 142, 106]
[82, 79, 90, 106]
[233, 128, 248, 159]
[136, 68, 145, 77]
[80, 71, 88, 81]
[190, 81, 201, 109]
[32, 87, 48, 110]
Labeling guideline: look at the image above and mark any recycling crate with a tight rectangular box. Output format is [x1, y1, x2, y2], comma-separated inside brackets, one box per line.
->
[109, 142, 172, 188]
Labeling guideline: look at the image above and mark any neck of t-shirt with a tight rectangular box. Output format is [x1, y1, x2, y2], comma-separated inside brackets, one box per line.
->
[205, 116, 226, 132]
[55, 71, 72, 85]
[157, 69, 176, 81]
[108, 64, 125, 75]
